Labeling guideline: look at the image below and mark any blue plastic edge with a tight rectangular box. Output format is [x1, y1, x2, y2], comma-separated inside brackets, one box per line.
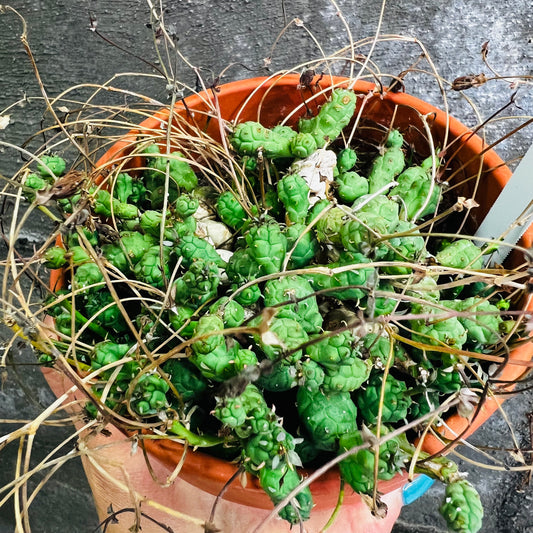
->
[402, 474, 435, 505]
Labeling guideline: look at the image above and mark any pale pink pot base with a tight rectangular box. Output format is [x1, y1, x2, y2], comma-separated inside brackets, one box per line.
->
[80, 430, 403, 533]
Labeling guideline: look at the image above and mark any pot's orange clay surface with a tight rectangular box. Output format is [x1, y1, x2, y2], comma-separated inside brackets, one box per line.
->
[49, 75, 533, 510]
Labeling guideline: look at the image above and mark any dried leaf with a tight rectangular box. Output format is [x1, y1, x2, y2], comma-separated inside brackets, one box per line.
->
[239, 469, 248, 488]
[454, 197, 480, 211]
[290, 148, 336, 205]
[481, 41, 490, 60]
[360, 423, 379, 446]
[35, 170, 86, 204]
[388, 76, 405, 93]
[271, 454, 280, 470]
[94, 222, 120, 243]
[196, 219, 232, 247]
[361, 493, 388, 519]
[509, 449, 526, 464]
[257, 307, 278, 336]
[457, 388, 479, 418]
[298, 69, 316, 89]
[261, 329, 285, 348]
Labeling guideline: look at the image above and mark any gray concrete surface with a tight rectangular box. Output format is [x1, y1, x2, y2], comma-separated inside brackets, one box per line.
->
[1, 1, 532, 532]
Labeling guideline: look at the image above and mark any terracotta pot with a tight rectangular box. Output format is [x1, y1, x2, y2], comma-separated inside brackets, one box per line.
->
[47, 75, 533, 521]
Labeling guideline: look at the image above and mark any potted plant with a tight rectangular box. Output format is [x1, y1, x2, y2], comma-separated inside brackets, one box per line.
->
[1, 5, 532, 533]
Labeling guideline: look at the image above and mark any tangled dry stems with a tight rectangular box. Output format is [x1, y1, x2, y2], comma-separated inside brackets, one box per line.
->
[1, 1, 533, 532]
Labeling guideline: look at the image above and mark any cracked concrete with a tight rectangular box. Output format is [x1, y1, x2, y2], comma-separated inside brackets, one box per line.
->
[1, 1, 532, 532]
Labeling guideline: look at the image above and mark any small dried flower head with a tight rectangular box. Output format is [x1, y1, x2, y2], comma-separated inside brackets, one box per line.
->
[299, 69, 316, 89]
[451, 73, 488, 91]
[457, 388, 479, 418]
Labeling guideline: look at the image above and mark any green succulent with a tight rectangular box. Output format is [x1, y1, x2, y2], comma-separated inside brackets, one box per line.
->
[38, 155, 66, 177]
[263, 275, 322, 334]
[173, 259, 220, 307]
[436, 239, 484, 270]
[339, 427, 406, 494]
[367, 130, 405, 194]
[284, 223, 320, 268]
[440, 480, 483, 533]
[131, 372, 170, 416]
[245, 221, 288, 275]
[162, 358, 208, 404]
[297, 387, 358, 451]
[277, 173, 310, 225]
[389, 156, 441, 220]
[230, 121, 293, 159]
[258, 465, 313, 524]
[335, 170, 369, 203]
[298, 88, 357, 148]
[133, 245, 172, 288]
[356, 373, 412, 424]
[216, 190, 249, 230]
[336, 147, 358, 173]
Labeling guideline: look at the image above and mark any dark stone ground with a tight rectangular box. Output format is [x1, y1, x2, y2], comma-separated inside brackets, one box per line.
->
[1, 1, 532, 531]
